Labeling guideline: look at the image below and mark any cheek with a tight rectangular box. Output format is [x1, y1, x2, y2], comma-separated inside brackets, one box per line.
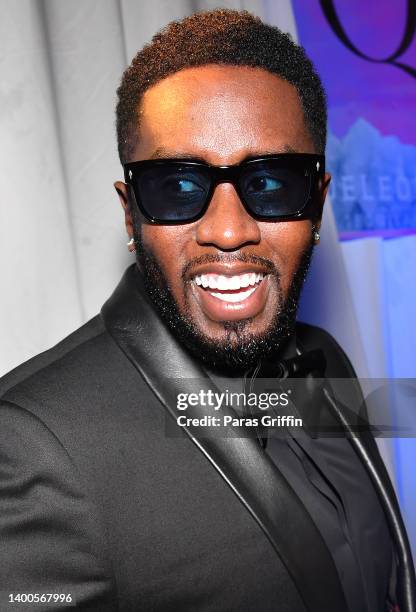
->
[141, 224, 190, 285]
[262, 221, 312, 289]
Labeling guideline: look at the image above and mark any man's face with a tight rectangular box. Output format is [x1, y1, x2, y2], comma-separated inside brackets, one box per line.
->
[117, 65, 329, 371]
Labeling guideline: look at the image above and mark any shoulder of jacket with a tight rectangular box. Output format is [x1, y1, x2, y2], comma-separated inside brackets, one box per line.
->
[0, 315, 110, 399]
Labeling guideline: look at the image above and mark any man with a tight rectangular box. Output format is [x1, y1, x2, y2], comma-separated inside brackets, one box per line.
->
[0, 9, 414, 612]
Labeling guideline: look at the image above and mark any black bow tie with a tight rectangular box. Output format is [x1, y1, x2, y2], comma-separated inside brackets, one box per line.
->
[243, 350, 329, 448]
[255, 349, 327, 379]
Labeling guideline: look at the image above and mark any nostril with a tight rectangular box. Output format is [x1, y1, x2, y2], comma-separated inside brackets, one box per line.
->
[195, 185, 261, 249]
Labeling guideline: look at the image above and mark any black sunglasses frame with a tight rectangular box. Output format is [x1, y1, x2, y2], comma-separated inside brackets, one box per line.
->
[123, 153, 326, 225]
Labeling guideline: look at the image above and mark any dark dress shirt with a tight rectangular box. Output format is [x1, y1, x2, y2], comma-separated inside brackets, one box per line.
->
[266, 434, 393, 611]
[208, 367, 393, 612]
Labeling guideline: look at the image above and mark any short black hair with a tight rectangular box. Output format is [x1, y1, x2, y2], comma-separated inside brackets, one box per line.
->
[116, 9, 327, 163]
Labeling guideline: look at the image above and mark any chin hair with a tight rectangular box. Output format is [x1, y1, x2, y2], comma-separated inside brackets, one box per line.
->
[135, 240, 313, 375]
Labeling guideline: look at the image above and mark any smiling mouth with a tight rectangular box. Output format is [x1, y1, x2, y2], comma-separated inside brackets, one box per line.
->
[193, 272, 266, 303]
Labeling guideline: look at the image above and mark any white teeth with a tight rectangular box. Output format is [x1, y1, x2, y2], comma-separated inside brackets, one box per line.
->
[217, 276, 228, 290]
[210, 287, 256, 303]
[193, 272, 265, 291]
[240, 274, 250, 288]
[229, 276, 241, 290]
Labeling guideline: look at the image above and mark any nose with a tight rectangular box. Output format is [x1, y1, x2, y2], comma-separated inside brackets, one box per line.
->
[195, 183, 261, 250]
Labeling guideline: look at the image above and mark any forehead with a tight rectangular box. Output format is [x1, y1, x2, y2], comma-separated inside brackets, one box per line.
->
[136, 65, 314, 164]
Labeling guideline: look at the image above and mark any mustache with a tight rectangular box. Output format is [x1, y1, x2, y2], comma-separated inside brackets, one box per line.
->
[182, 253, 278, 280]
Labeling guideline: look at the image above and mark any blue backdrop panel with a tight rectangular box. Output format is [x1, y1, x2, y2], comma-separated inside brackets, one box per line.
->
[293, 0, 416, 556]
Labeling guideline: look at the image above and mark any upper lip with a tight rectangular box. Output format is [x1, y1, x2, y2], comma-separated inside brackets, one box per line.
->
[186, 263, 270, 281]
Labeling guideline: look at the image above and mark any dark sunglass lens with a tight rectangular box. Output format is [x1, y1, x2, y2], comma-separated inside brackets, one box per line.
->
[240, 161, 311, 218]
[135, 166, 210, 221]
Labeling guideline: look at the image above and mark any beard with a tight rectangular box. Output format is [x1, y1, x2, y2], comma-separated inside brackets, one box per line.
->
[135, 238, 314, 375]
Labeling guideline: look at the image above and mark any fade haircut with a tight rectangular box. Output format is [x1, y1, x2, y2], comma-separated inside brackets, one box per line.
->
[116, 9, 327, 163]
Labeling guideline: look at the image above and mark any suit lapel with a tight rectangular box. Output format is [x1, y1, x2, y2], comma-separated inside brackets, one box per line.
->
[323, 389, 416, 612]
[296, 328, 416, 611]
[101, 265, 348, 612]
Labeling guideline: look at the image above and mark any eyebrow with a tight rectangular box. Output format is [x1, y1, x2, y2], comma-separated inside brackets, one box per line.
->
[149, 148, 204, 161]
[148, 144, 298, 162]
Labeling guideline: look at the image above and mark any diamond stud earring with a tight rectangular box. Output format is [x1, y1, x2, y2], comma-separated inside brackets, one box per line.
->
[127, 237, 136, 252]
[312, 226, 320, 243]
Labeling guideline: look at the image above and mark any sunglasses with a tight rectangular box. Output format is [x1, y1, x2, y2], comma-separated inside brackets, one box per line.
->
[123, 153, 325, 224]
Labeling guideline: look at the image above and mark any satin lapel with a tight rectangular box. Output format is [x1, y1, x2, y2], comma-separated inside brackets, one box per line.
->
[322, 389, 416, 612]
[101, 265, 348, 612]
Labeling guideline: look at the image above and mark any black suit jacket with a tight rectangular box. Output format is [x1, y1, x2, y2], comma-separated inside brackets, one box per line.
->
[0, 265, 414, 612]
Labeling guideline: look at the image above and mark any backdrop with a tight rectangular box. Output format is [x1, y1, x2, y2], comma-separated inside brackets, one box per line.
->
[1, 0, 414, 554]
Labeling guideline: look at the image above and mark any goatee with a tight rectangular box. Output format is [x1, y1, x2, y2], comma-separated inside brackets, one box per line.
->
[135, 241, 314, 375]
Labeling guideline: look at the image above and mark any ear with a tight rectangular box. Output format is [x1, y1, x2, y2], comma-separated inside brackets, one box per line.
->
[114, 181, 134, 239]
[315, 172, 331, 231]
[321, 172, 331, 202]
